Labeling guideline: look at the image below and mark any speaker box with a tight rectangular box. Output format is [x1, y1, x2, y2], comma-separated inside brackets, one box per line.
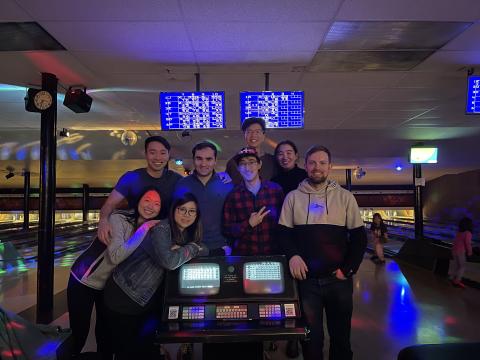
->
[63, 89, 92, 113]
[24, 88, 41, 113]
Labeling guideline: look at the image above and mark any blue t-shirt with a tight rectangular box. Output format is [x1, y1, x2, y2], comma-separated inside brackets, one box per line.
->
[174, 172, 233, 250]
[115, 168, 182, 219]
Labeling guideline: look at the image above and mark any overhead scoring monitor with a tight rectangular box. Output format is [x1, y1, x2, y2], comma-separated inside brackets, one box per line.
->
[240, 91, 304, 128]
[160, 91, 225, 130]
[466, 75, 480, 114]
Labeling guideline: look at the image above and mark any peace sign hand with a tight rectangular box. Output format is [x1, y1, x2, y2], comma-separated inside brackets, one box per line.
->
[248, 206, 271, 227]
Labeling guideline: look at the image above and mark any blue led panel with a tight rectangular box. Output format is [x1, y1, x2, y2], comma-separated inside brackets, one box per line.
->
[160, 92, 225, 130]
[466, 76, 480, 114]
[240, 91, 304, 128]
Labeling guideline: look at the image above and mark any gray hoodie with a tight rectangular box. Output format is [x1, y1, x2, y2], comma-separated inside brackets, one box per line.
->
[278, 179, 367, 278]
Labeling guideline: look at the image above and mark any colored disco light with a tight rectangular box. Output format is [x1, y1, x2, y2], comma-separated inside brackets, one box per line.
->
[2, 349, 23, 357]
[395, 165, 403, 171]
[6, 321, 25, 330]
[36, 340, 61, 357]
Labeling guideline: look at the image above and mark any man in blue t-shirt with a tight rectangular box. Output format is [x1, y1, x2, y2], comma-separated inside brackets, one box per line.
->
[174, 141, 233, 256]
[97, 136, 181, 244]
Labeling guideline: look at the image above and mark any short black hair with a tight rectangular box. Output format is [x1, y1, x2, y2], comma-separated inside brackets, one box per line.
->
[192, 141, 218, 159]
[241, 117, 266, 132]
[305, 145, 332, 163]
[459, 217, 473, 233]
[274, 140, 299, 157]
[145, 136, 171, 152]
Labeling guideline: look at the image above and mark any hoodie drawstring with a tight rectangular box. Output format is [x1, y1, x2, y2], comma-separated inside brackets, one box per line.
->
[325, 183, 329, 215]
[306, 194, 311, 225]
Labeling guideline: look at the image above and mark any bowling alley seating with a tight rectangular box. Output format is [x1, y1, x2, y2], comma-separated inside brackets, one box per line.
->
[397, 342, 480, 359]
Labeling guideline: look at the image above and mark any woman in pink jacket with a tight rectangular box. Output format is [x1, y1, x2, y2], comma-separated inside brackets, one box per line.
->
[450, 217, 473, 288]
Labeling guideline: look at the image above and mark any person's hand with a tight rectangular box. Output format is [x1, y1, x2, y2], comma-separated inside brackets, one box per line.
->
[289, 255, 308, 280]
[222, 245, 232, 256]
[217, 171, 232, 184]
[248, 206, 271, 227]
[170, 244, 181, 250]
[97, 219, 112, 245]
[333, 268, 347, 280]
[141, 219, 161, 231]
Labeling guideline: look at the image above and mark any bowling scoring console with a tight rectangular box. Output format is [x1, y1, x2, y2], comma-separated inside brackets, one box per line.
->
[157, 255, 308, 344]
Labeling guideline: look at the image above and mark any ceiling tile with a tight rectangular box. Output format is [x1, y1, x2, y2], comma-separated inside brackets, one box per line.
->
[321, 21, 471, 50]
[18, 0, 183, 21]
[72, 51, 196, 75]
[0, 0, 32, 21]
[309, 50, 434, 72]
[186, 22, 329, 52]
[194, 51, 315, 65]
[336, 0, 480, 21]
[180, 0, 342, 21]
[41, 21, 192, 52]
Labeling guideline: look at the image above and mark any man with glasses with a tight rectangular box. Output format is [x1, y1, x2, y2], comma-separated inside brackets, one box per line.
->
[223, 147, 284, 255]
[174, 141, 234, 256]
[225, 117, 278, 184]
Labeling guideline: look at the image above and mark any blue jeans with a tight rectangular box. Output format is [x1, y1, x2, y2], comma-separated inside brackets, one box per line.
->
[299, 277, 353, 360]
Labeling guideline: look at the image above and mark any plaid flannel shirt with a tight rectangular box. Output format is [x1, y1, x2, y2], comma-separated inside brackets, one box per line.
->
[223, 180, 284, 255]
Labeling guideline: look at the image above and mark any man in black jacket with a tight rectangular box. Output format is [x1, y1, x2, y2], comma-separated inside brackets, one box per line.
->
[278, 145, 367, 360]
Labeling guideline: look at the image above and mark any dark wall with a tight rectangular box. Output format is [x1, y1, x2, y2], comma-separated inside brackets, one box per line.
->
[423, 169, 480, 224]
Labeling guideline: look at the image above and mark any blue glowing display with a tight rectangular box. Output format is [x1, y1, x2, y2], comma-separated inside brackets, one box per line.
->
[466, 76, 480, 114]
[160, 92, 225, 130]
[240, 91, 304, 128]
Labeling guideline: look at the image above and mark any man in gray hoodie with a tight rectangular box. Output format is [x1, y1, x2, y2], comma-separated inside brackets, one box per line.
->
[278, 145, 367, 360]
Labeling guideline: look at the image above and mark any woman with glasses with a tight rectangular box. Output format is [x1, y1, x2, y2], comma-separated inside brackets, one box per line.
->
[104, 193, 207, 360]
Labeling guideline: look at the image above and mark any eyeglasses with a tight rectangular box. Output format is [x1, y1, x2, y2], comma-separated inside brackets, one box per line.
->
[238, 160, 258, 168]
[176, 206, 197, 217]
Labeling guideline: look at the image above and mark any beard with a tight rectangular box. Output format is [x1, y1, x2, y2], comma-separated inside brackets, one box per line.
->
[309, 175, 327, 185]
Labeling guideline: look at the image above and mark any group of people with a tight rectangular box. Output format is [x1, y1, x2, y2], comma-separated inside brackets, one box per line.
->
[67, 117, 368, 360]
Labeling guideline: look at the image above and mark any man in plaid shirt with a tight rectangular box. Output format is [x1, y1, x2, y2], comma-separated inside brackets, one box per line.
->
[223, 147, 284, 255]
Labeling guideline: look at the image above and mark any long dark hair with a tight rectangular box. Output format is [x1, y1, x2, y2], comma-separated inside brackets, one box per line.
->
[459, 217, 473, 233]
[169, 193, 202, 245]
[371, 213, 387, 236]
[123, 187, 162, 232]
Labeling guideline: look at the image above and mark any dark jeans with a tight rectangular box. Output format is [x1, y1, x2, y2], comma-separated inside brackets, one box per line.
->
[105, 307, 160, 360]
[299, 277, 353, 360]
[67, 275, 112, 359]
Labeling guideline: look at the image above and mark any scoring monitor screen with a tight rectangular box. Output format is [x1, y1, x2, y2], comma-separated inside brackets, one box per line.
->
[243, 261, 284, 295]
[466, 75, 480, 114]
[179, 263, 220, 295]
[160, 92, 225, 130]
[240, 91, 304, 128]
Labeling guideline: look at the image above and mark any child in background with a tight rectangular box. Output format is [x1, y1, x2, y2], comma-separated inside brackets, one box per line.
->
[450, 217, 473, 288]
[370, 213, 388, 264]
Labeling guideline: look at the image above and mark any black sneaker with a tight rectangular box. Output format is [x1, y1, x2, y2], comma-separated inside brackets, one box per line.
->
[286, 340, 300, 358]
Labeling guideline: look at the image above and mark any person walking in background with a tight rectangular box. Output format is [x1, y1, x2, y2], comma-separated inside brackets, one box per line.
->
[450, 217, 473, 288]
[271, 140, 307, 195]
[370, 213, 388, 265]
